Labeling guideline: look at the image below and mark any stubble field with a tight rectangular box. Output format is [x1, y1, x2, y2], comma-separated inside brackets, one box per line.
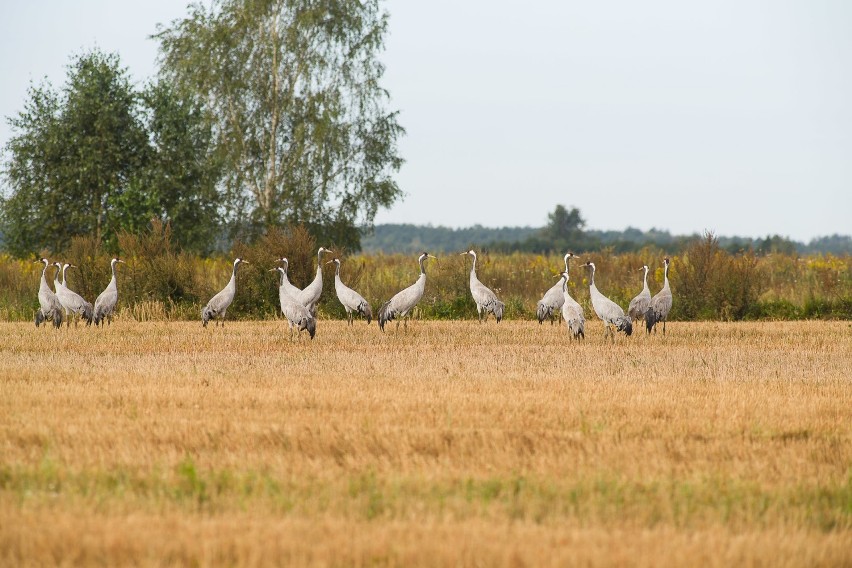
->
[1, 319, 850, 566]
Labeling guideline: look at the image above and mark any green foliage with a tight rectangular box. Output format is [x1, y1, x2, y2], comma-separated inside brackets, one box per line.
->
[673, 232, 764, 320]
[0, 49, 223, 256]
[156, 0, 404, 248]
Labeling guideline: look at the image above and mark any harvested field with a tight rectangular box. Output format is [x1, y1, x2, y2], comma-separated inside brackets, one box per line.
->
[1, 320, 850, 566]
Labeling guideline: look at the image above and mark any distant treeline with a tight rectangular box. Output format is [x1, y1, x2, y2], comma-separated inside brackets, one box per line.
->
[362, 219, 852, 256]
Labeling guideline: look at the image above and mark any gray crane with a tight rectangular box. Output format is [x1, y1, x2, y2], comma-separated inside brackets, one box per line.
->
[274, 258, 303, 299]
[378, 251, 436, 331]
[627, 265, 652, 325]
[93, 258, 125, 327]
[55, 262, 94, 327]
[645, 257, 672, 334]
[327, 258, 372, 325]
[298, 247, 334, 317]
[558, 271, 585, 340]
[581, 262, 632, 339]
[202, 258, 248, 327]
[461, 250, 504, 323]
[35, 258, 63, 328]
[537, 252, 577, 324]
[271, 267, 316, 339]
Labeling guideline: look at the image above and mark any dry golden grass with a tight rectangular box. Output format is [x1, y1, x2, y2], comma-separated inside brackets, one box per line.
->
[1, 320, 850, 566]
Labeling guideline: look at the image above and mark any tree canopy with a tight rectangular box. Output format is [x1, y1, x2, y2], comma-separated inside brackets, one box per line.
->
[0, 49, 221, 255]
[155, 0, 405, 247]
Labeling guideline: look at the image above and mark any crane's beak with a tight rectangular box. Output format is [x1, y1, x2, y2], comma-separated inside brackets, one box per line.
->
[267, 268, 278, 272]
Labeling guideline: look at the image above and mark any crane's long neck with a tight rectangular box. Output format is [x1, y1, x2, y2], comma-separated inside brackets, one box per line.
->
[111, 261, 118, 280]
[277, 267, 285, 287]
[588, 266, 595, 287]
[564, 255, 571, 274]
[317, 249, 324, 269]
[419, 257, 427, 275]
[642, 268, 649, 291]
[469, 254, 477, 277]
[663, 263, 669, 289]
[334, 262, 341, 278]
[61, 264, 69, 286]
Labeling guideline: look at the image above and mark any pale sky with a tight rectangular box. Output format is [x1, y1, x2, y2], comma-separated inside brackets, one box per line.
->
[1, 0, 850, 242]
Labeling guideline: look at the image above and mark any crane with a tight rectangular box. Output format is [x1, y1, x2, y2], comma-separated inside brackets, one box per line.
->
[327, 258, 372, 325]
[35, 258, 63, 328]
[558, 271, 585, 340]
[645, 257, 672, 334]
[298, 247, 334, 317]
[461, 250, 504, 323]
[627, 265, 652, 325]
[537, 252, 577, 324]
[93, 258, 125, 327]
[378, 252, 436, 331]
[54, 262, 94, 327]
[271, 267, 316, 339]
[581, 262, 632, 339]
[202, 258, 248, 327]
[274, 258, 303, 299]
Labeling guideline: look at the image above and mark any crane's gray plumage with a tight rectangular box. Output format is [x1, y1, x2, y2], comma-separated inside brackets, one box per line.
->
[461, 250, 504, 323]
[328, 258, 372, 325]
[582, 262, 632, 338]
[35, 258, 63, 328]
[202, 258, 247, 327]
[627, 265, 652, 324]
[537, 252, 577, 324]
[93, 258, 125, 327]
[646, 257, 673, 334]
[297, 247, 334, 317]
[558, 271, 585, 340]
[54, 262, 93, 326]
[378, 252, 435, 331]
[272, 267, 316, 339]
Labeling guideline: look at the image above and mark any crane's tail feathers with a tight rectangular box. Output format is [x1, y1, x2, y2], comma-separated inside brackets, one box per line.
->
[494, 301, 505, 323]
[358, 301, 373, 324]
[201, 306, 214, 327]
[305, 317, 316, 339]
[536, 302, 551, 324]
[378, 300, 394, 331]
[52, 308, 63, 328]
[81, 302, 94, 326]
[645, 309, 659, 334]
[615, 316, 633, 336]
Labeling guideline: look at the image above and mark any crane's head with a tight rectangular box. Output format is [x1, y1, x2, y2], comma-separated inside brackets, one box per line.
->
[325, 258, 341, 266]
[558, 271, 570, 281]
[35, 258, 50, 265]
[318, 247, 334, 255]
[419, 251, 436, 262]
[459, 250, 476, 257]
[581, 261, 595, 270]
[564, 252, 577, 261]
[112, 258, 126, 265]
[277, 257, 289, 268]
[639, 265, 648, 272]
[234, 258, 248, 266]
[663, 257, 670, 265]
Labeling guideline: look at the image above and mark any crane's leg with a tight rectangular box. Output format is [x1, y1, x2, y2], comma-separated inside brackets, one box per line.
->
[478, 306, 483, 323]
[662, 320, 666, 335]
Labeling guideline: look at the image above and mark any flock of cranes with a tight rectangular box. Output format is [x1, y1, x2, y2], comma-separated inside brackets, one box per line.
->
[33, 248, 673, 340]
